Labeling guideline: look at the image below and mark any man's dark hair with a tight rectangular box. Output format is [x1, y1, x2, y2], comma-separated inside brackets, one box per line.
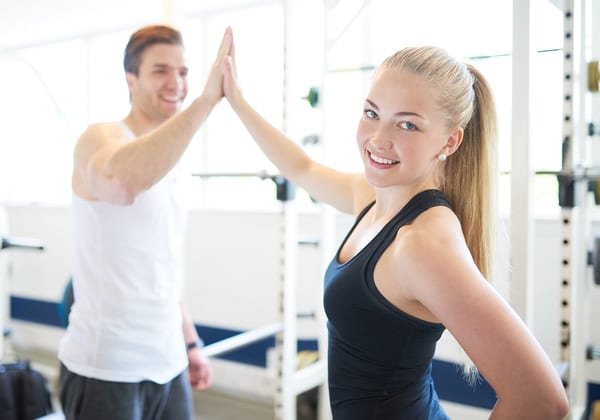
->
[124, 25, 184, 75]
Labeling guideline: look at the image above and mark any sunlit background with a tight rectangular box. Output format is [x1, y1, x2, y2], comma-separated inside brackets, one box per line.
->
[0, 0, 565, 214]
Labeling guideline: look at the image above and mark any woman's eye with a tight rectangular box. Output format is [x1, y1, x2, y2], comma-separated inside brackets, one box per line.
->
[364, 109, 378, 119]
[400, 121, 417, 131]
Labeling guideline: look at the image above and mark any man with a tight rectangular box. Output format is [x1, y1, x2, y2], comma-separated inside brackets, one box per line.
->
[58, 24, 232, 420]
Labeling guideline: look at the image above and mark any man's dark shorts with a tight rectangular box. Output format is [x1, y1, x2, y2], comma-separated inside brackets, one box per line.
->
[59, 363, 193, 420]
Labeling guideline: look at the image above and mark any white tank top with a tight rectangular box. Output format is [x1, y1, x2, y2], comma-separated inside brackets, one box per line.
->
[59, 126, 189, 383]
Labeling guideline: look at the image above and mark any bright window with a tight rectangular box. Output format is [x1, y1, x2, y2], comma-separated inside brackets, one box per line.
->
[0, 0, 566, 215]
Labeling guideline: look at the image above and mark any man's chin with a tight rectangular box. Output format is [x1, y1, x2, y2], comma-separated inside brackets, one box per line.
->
[161, 105, 181, 118]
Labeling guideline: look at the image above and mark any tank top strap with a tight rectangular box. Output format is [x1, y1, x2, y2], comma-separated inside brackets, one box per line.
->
[391, 189, 449, 226]
[378, 189, 451, 246]
[116, 120, 136, 139]
[356, 200, 376, 222]
[338, 190, 450, 265]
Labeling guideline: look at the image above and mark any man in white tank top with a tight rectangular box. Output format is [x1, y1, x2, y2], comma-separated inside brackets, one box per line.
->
[58, 25, 234, 420]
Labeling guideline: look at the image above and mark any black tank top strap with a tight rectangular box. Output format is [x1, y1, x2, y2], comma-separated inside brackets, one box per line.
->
[356, 200, 376, 222]
[340, 190, 450, 265]
[391, 189, 449, 226]
[376, 189, 451, 253]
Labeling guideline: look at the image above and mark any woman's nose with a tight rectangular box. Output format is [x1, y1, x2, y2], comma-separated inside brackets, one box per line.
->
[370, 127, 392, 150]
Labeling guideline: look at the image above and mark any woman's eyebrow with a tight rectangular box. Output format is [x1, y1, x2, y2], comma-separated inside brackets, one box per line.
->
[365, 99, 424, 119]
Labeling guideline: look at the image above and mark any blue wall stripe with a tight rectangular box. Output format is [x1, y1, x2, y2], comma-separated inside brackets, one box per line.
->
[587, 383, 600, 418]
[10, 295, 507, 410]
[10, 296, 65, 328]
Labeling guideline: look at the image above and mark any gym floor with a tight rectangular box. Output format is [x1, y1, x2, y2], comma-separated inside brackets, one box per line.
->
[195, 386, 322, 420]
[194, 390, 275, 420]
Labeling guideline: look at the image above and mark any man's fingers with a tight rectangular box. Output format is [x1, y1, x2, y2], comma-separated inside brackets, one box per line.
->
[216, 26, 232, 58]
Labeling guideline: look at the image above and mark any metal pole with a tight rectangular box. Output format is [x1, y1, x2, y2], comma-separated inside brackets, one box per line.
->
[274, 2, 297, 418]
[510, 0, 535, 324]
[558, 1, 589, 418]
[202, 323, 283, 358]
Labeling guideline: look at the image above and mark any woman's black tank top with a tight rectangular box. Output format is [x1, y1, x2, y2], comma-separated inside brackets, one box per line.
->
[324, 189, 452, 419]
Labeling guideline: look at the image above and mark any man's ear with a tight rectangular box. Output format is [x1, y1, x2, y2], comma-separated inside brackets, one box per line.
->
[125, 72, 136, 92]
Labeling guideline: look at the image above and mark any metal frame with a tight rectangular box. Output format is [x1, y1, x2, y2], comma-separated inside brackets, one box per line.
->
[192, 172, 328, 420]
[510, 0, 535, 324]
[557, 0, 591, 418]
[195, 4, 331, 418]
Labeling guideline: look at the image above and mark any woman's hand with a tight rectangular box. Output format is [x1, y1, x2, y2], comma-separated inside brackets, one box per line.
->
[222, 29, 243, 109]
[201, 26, 233, 107]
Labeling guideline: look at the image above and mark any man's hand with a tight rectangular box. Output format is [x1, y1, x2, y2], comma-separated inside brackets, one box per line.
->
[202, 26, 233, 107]
[188, 347, 212, 390]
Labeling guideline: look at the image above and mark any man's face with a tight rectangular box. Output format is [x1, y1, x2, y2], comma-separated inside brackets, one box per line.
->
[127, 43, 188, 122]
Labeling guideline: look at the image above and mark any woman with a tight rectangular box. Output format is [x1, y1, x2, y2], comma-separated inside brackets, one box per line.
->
[222, 32, 569, 419]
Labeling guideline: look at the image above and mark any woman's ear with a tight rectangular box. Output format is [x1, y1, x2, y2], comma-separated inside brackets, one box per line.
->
[446, 128, 464, 156]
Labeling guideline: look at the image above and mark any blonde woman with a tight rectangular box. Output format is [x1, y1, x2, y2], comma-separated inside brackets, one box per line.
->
[223, 32, 568, 419]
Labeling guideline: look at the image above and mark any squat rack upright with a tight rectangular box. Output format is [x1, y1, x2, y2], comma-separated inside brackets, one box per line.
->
[555, 0, 598, 418]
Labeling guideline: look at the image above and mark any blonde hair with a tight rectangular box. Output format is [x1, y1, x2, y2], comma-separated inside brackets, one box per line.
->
[380, 47, 500, 381]
[380, 47, 499, 283]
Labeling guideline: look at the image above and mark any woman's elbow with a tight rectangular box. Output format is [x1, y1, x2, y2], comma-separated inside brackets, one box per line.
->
[545, 375, 570, 419]
[530, 389, 569, 419]
[494, 387, 569, 419]
[552, 390, 569, 419]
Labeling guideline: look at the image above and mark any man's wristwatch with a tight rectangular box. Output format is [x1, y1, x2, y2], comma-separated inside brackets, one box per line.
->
[186, 339, 203, 351]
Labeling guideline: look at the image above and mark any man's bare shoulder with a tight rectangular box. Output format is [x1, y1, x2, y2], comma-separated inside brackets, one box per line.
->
[73, 121, 132, 170]
[78, 121, 130, 145]
[72, 121, 130, 200]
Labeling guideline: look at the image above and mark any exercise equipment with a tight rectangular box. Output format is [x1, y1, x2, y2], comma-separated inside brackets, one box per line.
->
[302, 87, 319, 108]
[192, 170, 327, 420]
[555, 1, 600, 417]
[588, 60, 599, 93]
[192, 171, 295, 202]
[1, 237, 45, 252]
[0, 206, 46, 362]
[592, 400, 600, 420]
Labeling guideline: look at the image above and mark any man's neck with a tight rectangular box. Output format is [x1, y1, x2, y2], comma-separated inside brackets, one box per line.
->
[123, 111, 166, 136]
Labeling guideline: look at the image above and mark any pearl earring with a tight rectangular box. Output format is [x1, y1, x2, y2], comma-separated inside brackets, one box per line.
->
[438, 153, 447, 161]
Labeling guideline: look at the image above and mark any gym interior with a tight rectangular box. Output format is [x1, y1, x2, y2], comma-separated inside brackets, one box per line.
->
[1, 0, 599, 419]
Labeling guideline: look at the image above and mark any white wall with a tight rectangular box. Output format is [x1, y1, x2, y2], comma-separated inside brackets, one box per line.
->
[2, 204, 354, 352]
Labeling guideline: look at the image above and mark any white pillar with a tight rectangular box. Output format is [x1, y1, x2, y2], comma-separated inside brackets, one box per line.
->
[568, 0, 590, 416]
[0, 207, 8, 360]
[510, 0, 535, 325]
[162, 0, 185, 28]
